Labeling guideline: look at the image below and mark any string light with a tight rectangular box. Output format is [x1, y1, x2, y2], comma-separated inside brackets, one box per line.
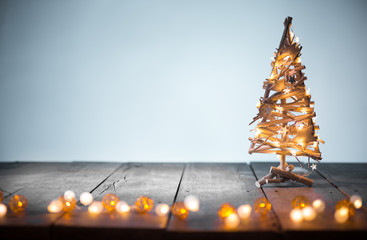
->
[9, 194, 28, 213]
[350, 195, 362, 209]
[306, 88, 311, 96]
[273, 140, 280, 147]
[295, 57, 301, 63]
[292, 196, 310, 209]
[116, 201, 130, 214]
[334, 207, 349, 224]
[184, 195, 200, 212]
[237, 204, 252, 219]
[0, 203, 7, 217]
[88, 201, 103, 215]
[301, 108, 307, 114]
[291, 150, 297, 157]
[254, 197, 271, 215]
[335, 199, 355, 217]
[256, 101, 261, 109]
[290, 209, 303, 223]
[171, 202, 189, 219]
[224, 213, 240, 228]
[155, 203, 170, 217]
[47, 199, 63, 213]
[80, 192, 94, 206]
[283, 88, 290, 94]
[255, 128, 261, 138]
[312, 199, 325, 213]
[135, 196, 154, 213]
[295, 36, 299, 44]
[59, 195, 76, 213]
[218, 203, 235, 219]
[64, 190, 76, 202]
[301, 206, 316, 221]
[102, 193, 120, 212]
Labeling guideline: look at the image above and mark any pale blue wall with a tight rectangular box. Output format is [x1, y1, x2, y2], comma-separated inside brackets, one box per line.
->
[0, 0, 366, 162]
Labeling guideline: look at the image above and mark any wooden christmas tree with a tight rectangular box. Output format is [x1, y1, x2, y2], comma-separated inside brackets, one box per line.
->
[249, 17, 324, 187]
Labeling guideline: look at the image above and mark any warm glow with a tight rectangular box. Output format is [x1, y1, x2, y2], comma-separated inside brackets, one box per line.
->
[312, 199, 325, 213]
[116, 201, 130, 214]
[47, 199, 63, 213]
[88, 201, 103, 215]
[290, 31, 295, 39]
[237, 204, 252, 219]
[9, 194, 28, 213]
[273, 140, 280, 147]
[350, 195, 362, 209]
[302, 207, 316, 221]
[256, 101, 261, 109]
[297, 124, 303, 131]
[295, 36, 299, 43]
[291, 150, 297, 156]
[64, 190, 76, 201]
[306, 88, 311, 96]
[275, 106, 284, 112]
[0, 203, 7, 217]
[102, 193, 120, 212]
[292, 196, 310, 209]
[184, 195, 200, 212]
[18, 202, 23, 207]
[301, 108, 307, 114]
[155, 203, 170, 217]
[312, 142, 318, 148]
[335, 207, 349, 223]
[255, 128, 261, 138]
[135, 196, 154, 213]
[295, 57, 301, 63]
[283, 88, 290, 94]
[254, 197, 271, 215]
[290, 209, 303, 223]
[224, 213, 240, 228]
[218, 203, 236, 219]
[80, 192, 93, 206]
[171, 202, 189, 219]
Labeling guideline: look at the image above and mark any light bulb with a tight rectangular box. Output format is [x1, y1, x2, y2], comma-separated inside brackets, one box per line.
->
[0, 203, 7, 217]
[302, 207, 316, 221]
[88, 201, 103, 215]
[155, 203, 170, 217]
[80, 192, 93, 206]
[47, 199, 63, 213]
[224, 213, 240, 228]
[312, 199, 325, 212]
[350, 195, 362, 209]
[290, 209, 303, 223]
[64, 190, 76, 201]
[335, 207, 349, 223]
[116, 201, 130, 214]
[184, 195, 200, 212]
[237, 204, 252, 219]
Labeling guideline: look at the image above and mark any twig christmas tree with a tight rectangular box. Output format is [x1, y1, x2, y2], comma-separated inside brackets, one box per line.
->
[249, 17, 324, 187]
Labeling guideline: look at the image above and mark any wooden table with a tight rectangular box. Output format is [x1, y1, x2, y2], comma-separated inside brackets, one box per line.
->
[0, 162, 366, 240]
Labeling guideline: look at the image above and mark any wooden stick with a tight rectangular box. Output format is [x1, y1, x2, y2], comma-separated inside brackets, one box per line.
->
[255, 163, 293, 188]
[270, 166, 313, 187]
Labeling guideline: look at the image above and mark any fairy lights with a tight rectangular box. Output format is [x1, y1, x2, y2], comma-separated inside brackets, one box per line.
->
[0, 203, 7, 217]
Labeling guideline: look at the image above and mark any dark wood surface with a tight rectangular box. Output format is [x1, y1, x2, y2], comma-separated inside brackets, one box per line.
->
[0, 162, 366, 240]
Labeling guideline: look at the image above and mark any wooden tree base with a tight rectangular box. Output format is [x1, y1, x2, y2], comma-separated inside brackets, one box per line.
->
[255, 164, 313, 187]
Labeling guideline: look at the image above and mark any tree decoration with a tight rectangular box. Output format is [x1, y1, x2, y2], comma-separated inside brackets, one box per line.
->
[350, 195, 362, 209]
[88, 201, 103, 215]
[116, 201, 130, 214]
[171, 202, 189, 219]
[218, 203, 236, 219]
[64, 190, 76, 201]
[58, 195, 76, 213]
[291, 195, 310, 209]
[80, 192, 94, 206]
[301, 206, 316, 221]
[290, 208, 303, 223]
[0, 203, 7, 217]
[334, 207, 349, 224]
[134, 196, 154, 213]
[102, 193, 119, 212]
[47, 199, 63, 213]
[335, 199, 355, 217]
[312, 199, 325, 212]
[184, 195, 200, 212]
[253, 197, 271, 215]
[249, 16, 324, 187]
[224, 213, 240, 228]
[155, 203, 170, 217]
[9, 194, 28, 213]
[237, 204, 252, 219]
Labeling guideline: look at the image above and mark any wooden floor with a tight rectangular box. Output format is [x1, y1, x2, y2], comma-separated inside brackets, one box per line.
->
[0, 162, 366, 240]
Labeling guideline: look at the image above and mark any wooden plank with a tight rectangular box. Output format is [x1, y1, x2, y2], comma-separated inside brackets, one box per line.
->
[53, 163, 185, 240]
[166, 163, 281, 240]
[0, 162, 121, 240]
[251, 162, 367, 240]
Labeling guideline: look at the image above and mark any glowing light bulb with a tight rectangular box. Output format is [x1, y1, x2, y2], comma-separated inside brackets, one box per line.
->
[9, 194, 28, 213]
[283, 88, 290, 94]
[295, 36, 299, 43]
[80, 192, 94, 206]
[171, 202, 189, 219]
[291, 150, 297, 157]
[254, 197, 271, 215]
[276, 106, 284, 112]
[335, 207, 349, 223]
[64, 190, 76, 201]
[312, 142, 318, 148]
[47, 199, 63, 213]
[255, 128, 261, 138]
[256, 101, 261, 109]
[184, 195, 200, 212]
[270, 57, 275, 62]
[301, 108, 307, 114]
[102, 194, 120, 212]
[88, 201, 103, 215]
[116, 201, 130, 214]
[290, 209, 303, 223]
[218, 203, 236, 219]
[302, 206, 316, 221]
[306, 88, 311, 96]
[350, 195, 362, 209]
[0, 203, 7, 217]
[273, 140, 280, 147]
[155, 203, 170, 217]
[237, 204, 252, 219]
[135, 196, 154, 213]
[59, 195, 76, 213]
[312, 199, 325, 213]
[297, 124, 303, 131]
[290, 31, 295, 39]
[292, 196, 310, 209]
[295, 57, 301, 63]
[224, 213, 240, 228]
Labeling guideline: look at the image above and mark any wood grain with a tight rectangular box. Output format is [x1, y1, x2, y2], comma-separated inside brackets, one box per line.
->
[53, 163, 185, 240]
[0, 162, 121, 240]
[166, 163, 281, 240]
[251, 162, 367, 240]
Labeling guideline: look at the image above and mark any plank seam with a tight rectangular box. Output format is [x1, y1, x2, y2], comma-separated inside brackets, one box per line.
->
[315, 169, 350, 198]
[249, 163, 283, 234]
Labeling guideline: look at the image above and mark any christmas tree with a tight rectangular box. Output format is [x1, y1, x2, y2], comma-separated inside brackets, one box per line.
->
[249, 17, 324, 187]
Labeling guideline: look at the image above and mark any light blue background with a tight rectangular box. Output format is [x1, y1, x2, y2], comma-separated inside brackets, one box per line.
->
[0, 0, 366, 162]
